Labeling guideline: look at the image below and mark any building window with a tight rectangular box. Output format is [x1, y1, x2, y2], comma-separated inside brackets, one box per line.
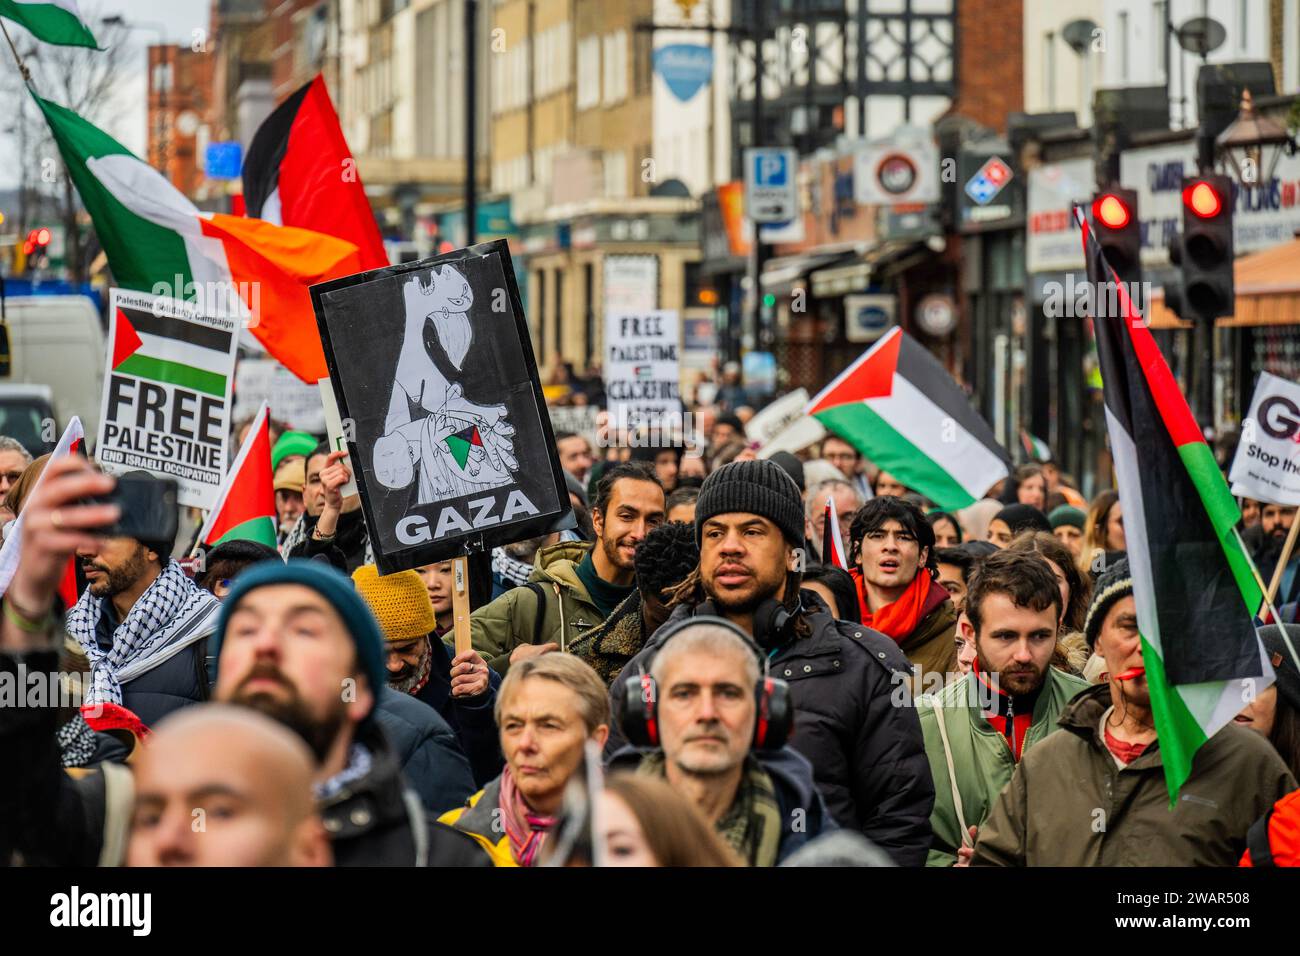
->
[577, 35, 600, 109]
[602, 30, 628, 105]
[1042, 32, 1055, 110]
[604, 150, 627, 199]
[535, 23, 572, 98]
[1153, 1, 1167, 78]
[1117, 11, 1129, 82]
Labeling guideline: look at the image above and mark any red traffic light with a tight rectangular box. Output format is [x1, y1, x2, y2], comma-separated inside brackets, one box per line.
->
[1183, 180, 1223, 218]
[1093, 193, 1132, 229]
[35, 227, 51, 246]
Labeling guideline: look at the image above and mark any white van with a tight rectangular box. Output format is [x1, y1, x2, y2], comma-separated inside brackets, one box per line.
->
[0, 294, 106, 446]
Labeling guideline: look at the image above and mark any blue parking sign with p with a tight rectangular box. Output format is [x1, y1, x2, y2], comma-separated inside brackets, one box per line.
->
[754, 151, 788, 187]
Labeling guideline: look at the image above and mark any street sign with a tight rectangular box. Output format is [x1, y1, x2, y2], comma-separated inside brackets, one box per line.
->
[964, 156, 1014, 205]
[744, 148, 798, 224]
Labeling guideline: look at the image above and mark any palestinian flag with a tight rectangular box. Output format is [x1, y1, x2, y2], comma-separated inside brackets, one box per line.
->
[805, 328, 1010, 510]
[195, 402, 277, 548]
[1078, 205, 1271, 804]
[822, 494, 848, 569]
[34, 93, 363, 384]
[243, 75, 388, 271]
[0, 0, 97, 48]
[111, 303, 233, 399]
[1020, 429, 1051, 462]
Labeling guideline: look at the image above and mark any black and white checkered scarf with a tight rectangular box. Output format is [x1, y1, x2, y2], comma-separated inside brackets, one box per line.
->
[65, 560, 222, 707]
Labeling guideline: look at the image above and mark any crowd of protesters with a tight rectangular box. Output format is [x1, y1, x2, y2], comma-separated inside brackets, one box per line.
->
[3, 372, 1300, 869]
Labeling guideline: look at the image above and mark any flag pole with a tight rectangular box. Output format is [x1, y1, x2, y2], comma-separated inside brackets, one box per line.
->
[1236, 526, 1283, 621]
[0, 20, 33, 85]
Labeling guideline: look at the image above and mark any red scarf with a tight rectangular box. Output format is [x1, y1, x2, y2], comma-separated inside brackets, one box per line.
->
[1103, 725, 1149, 765]
[498, 765, 559, 867]
[851, 567, 942, 643]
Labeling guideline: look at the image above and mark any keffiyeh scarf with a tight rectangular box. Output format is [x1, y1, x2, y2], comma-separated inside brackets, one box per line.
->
[315, 743, 374, 802]
[65, 560, 221, 707]
[492, 547, 533, 590]
[638, 751, 783, 867]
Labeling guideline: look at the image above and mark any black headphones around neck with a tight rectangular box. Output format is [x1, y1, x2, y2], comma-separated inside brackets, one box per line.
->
[621, 614, 793, 752]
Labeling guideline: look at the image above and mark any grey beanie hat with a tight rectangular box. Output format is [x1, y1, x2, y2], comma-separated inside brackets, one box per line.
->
[695, 458, 805, 547]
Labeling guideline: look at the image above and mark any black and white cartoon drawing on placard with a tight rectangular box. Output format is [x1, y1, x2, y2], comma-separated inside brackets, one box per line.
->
[312, 240, 570, 574]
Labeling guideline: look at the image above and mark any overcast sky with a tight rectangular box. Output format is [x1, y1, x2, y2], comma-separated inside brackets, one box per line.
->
[1, 0, 211, 187]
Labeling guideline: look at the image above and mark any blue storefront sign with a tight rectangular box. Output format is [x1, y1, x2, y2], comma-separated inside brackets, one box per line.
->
[205, 141, 243, 180]
[653, 44, 713, 102]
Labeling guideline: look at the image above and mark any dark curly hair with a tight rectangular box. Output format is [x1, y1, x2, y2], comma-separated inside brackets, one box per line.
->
[633, 520, 699, 599]
[847, 495, 937, 576]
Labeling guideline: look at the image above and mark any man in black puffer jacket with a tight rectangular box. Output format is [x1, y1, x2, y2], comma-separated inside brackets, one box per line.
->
[609, 459, 934, 866]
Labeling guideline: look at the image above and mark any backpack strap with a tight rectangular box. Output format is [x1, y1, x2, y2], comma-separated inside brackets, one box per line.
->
[1246, 806, 1276, 867]
[525, 583, 548, 646]
[932, 701, 972, 848]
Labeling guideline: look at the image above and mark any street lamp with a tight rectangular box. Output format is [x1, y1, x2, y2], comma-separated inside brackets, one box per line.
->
[1215, 88, 1297, 187]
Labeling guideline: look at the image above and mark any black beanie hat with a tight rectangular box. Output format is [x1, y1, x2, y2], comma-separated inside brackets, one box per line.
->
[993, 503, 1052, 537]
[1084, 555, 1133, 651]
[1258, 625, 1300, 714]
[695, 458, 804, 547]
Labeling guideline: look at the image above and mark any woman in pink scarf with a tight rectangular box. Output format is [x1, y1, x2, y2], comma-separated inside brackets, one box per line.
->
[438, 654, 611, 866]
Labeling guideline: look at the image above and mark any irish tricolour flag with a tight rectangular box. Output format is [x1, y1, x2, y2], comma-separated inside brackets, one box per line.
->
[0, 1, 97, 48]
[805, 328, 1010, 510]
[34, 93, 362, 383]
[195, 402, 277, 549]
[1079, 205, 1274, 804]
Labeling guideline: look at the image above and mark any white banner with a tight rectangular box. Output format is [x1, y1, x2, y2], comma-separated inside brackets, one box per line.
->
[604, 309, 681, 427]
[1230, 371, 1300, 505]
[234, 358, 327, 433]
[745, 389, 810, 447]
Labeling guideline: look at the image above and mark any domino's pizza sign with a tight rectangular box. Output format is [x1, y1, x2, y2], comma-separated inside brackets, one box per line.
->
[965, 156, 1013, 205]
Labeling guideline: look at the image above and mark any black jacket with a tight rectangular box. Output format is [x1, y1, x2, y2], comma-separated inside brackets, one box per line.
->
[0, 648, 489, 867]
[374, 687, 476, 816]
[323, 720, 491, 867]
[609, 599, 935, 866]
[413, 634, 504, 788]
[607, 744, 836, 864]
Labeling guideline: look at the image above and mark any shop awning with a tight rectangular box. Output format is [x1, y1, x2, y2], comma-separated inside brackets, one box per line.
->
[1148, 236, 1300, 328]
[760, 250, 857, 293]
[810, 239, 927, 297]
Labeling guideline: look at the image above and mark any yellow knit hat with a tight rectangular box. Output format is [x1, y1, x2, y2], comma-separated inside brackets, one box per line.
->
[351, 564, 437, 642]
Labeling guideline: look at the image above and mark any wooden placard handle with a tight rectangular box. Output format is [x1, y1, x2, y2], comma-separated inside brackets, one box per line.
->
[452, 555, 472, 656]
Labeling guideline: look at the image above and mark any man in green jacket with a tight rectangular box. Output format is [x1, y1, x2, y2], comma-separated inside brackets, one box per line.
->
[467, 461, 665, 673]
[919, 550, 1089, 865]
[972, 557, 1297, 866]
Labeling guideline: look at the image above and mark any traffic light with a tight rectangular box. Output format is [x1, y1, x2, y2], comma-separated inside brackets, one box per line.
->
[22, 227, 51, 257]
[1174, 173, 1235, 320]
[1090, 186, 1142, 293]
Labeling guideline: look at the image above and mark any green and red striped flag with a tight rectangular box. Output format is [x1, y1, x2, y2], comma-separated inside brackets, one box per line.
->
[804, 327, 1011, 510]
[1078, 205, 1272, 805]
[0, 0, 98, 48]
[195, 402, 277, 549]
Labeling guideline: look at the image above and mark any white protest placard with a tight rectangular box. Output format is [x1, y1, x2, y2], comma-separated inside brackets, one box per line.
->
[745, 389, 810, 447]
[234, 358, 327, 433]
[1230, 372, 1300, 505]
[604, 309, 682, 429]
[547, 405, 602, 451]
[318, 378, 359, 498]
[756, 416, 827, 460]
[97, 289, 240, 510]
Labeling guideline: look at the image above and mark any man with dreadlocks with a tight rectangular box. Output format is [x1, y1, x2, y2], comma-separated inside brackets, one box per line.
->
[609, 459, 935, 866]
[569, 519, 699, 685]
